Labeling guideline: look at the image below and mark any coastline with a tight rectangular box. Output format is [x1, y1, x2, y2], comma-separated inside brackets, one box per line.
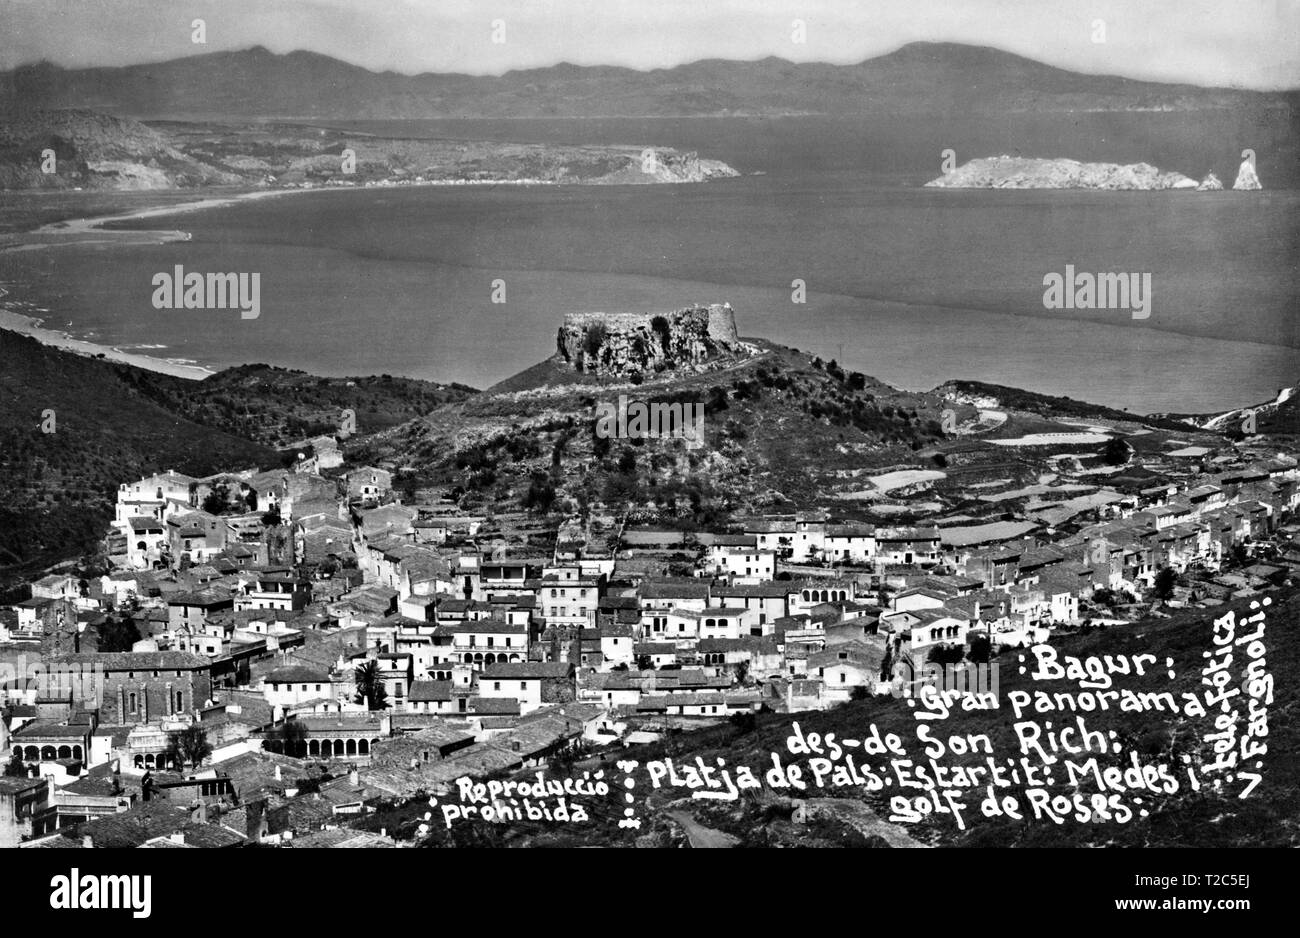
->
[0, 301, 216, 380]
[0, 170, 724, 381]
[0, 186, 346, 380]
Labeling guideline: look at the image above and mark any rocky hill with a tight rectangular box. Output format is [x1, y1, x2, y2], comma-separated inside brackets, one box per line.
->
[0, 108, 242, 190]
[350, 305, 1235, 527]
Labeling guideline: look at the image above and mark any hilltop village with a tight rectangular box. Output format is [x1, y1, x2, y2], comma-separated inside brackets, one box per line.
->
[1, 310, 1297, 847]
[2, 425, 1296, 846]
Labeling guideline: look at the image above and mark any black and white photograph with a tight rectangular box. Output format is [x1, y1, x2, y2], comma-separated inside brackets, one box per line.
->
[0, 0, 1295, 910]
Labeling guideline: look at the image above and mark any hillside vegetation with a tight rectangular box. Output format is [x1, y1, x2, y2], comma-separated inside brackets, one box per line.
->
[0, 330, 274, 576]
[356, 342, 963, 522]
[0, 332, 472, 580]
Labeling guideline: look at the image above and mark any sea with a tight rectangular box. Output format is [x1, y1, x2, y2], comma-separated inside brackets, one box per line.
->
[1, 112, 1296, 413]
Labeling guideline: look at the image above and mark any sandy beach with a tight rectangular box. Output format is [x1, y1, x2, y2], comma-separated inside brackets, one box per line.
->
[0, 302, 216, 380]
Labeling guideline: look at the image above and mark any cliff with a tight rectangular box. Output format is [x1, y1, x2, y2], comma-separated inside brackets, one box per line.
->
[0, 109, 242, 190]
[1232, 157, 1263, 190]
[925, 156, 1199, 190]
[555, 304, 743, 376]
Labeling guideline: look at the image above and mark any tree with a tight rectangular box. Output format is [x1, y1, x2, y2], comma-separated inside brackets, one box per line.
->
[849, 685, 872, 701]
[166, 724, 213, 771]
[354, 660, 389, 710]
[268, 720, 309, 757]
[926, 644, 964, 665]
[202, 483, 231, 515]
[1101, 438, 1129, 466]
[732, 660, 750, 687]
[967, 634, 992, 664]
[1153, 566, 1178, 602]
[3, 752, 28, 778]
[523, 472, 556, 513]
[262, 507, 282, 527]
[635, 654, 654, 671]
[548, 738, 592, 772]
[728, 710, 757, 733]
[96, 616, 141, 653]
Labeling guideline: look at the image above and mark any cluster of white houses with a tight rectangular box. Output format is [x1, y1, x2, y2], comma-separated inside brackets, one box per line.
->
[1, 446, 1297, 844]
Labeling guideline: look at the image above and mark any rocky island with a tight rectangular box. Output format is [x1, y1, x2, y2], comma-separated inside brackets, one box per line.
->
[926, 155, 1263, 190]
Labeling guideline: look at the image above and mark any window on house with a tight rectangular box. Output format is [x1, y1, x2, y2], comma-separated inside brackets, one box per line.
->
[519, 682, 526, 691]
[493, 682, 501, 691]
[129, 693, 137, 713]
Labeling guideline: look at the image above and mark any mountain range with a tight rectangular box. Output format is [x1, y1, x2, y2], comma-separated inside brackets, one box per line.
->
[3, 42, 1295, 120]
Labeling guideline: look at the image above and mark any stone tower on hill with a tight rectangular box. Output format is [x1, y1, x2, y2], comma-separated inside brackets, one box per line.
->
[556, 303, 742, 377]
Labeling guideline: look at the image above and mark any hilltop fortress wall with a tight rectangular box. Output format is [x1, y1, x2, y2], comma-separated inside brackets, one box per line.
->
[556, 303, 741, 376]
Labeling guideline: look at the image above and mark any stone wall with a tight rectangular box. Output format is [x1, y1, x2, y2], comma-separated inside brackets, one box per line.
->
[556, 303, 741, 376]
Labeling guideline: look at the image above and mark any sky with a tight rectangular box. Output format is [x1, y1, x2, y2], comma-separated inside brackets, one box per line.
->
[2, 0, 1298, 90]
